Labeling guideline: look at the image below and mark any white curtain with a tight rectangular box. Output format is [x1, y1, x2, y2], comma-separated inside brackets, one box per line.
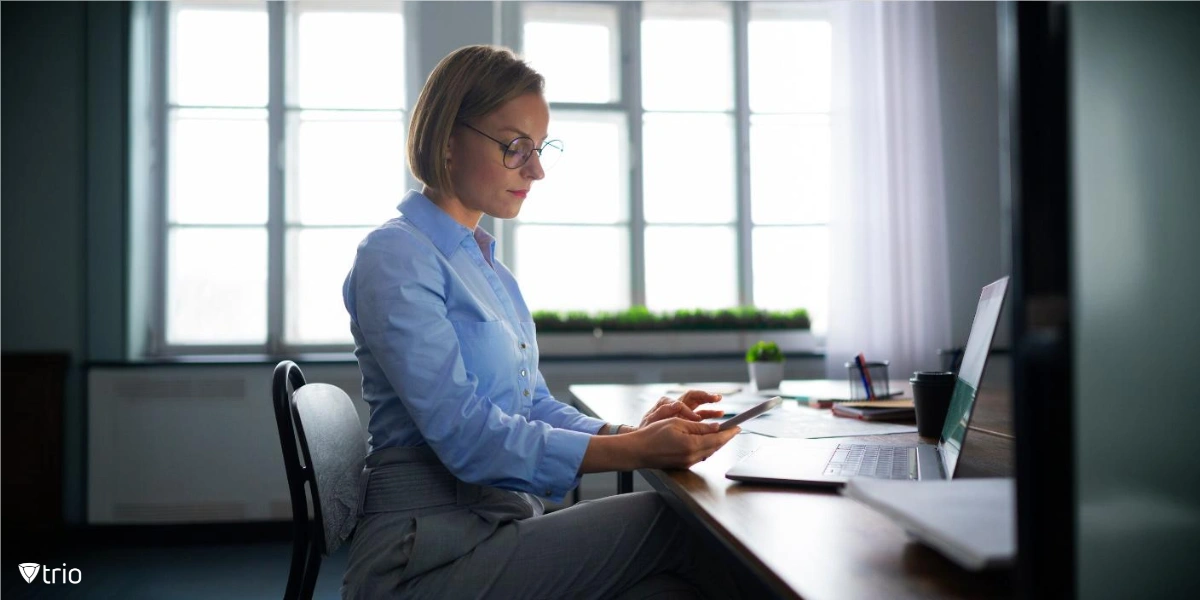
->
[824, 1, 952, 380]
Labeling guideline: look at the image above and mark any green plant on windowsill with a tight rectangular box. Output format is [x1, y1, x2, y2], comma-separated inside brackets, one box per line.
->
[745, 340, 785, 391]
[745, 340, 785, 363]
[531, 306, 810, 333]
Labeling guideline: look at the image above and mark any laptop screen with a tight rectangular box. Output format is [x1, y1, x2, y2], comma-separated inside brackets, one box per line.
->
[938, 276, 1009, 478]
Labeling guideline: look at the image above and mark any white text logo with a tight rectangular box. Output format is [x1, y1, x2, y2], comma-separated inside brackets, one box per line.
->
[18, 563, 39, 584]
[17, 563, 81, 584]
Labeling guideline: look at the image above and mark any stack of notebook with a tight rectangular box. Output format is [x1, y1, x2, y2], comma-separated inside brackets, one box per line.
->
[830, 399, 915, 421]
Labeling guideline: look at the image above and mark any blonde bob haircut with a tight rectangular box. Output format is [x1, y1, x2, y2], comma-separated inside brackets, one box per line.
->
[408, 45, 545, 195]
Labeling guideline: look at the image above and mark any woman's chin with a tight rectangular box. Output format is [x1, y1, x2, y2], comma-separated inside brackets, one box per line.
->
[492, 203, 523, 220]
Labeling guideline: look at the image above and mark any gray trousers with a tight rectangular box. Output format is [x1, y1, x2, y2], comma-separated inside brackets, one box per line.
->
[343, 490, 743, 600]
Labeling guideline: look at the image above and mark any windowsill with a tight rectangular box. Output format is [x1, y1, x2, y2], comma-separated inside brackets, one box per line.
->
[536, 328, 820, 359]
[90, 329, 824, 367]
[85, 352, 358, 368]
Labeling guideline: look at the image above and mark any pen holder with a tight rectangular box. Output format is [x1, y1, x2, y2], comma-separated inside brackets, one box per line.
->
[844, 360, 891, 400]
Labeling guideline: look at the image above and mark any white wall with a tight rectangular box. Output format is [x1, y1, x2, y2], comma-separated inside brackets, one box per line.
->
[933, 2, 1007, 348]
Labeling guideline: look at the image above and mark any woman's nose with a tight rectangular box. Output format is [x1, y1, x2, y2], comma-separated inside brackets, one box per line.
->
[521, 152, 545, 180]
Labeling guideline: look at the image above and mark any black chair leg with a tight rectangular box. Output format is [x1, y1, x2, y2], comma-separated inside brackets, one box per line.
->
[284, 512, 309, 600]
[618, 471, 633, 494]
[299, 537, 323, 600]
[284, 546, 305, 600]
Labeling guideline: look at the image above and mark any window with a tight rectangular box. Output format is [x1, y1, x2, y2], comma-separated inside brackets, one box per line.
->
[512, 2, 832, 331]
[746, 3, 832, 330]
[142, 1, 829, 354]
[511, 3, 630, 313]
[153, 0, 407, 352]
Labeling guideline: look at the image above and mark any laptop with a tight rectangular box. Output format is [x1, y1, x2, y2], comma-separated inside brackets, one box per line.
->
[726, 276, 1009, 487]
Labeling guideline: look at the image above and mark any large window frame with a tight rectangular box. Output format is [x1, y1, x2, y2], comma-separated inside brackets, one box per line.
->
[500, 1, 833, 324]
[136, 1, 829, 357]
[141, 1, 415, 357]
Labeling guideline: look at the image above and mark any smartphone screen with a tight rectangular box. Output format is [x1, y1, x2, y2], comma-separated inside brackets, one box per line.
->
[718, 396, 783, 431]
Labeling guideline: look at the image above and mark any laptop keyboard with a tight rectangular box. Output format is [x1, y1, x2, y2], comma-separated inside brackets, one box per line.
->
[824, 444, 918, 479]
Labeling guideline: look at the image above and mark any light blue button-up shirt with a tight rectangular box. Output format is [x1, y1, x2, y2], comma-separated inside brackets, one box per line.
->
[343, 190, 605, 502]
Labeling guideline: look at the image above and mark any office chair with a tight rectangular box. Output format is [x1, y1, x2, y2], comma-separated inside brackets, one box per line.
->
[272, 360, 367, 600]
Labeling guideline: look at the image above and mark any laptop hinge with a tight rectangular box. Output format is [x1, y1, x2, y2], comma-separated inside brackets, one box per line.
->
[916, 445, 947, 480]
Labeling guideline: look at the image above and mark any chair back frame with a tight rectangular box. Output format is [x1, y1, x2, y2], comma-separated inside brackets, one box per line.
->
[272, 360, 322, 600]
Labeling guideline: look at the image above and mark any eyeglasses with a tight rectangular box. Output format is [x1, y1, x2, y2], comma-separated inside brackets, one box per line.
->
[459, 122, 563, 170]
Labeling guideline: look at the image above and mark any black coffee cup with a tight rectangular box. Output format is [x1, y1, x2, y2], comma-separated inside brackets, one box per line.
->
[910, 371, 957, 438]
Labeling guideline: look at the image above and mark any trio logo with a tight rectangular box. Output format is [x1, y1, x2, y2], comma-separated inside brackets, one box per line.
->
[18, 563, 39, 583]
[18, 562, 82, 584]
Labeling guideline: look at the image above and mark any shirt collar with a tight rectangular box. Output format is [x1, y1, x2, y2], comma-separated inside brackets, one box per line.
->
[397, 190, 476, 258]
[473, 227, 497, 266]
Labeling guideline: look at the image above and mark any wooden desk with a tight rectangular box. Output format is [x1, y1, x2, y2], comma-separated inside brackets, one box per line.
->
[570, 383, 1014, 600]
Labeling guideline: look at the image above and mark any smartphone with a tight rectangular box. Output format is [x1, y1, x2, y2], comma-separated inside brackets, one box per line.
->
[717, 396, 783, 431]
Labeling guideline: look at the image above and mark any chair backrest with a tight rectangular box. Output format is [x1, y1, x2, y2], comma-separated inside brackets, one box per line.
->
[293, 381, 367, 554]
[272, 360, 367, 600]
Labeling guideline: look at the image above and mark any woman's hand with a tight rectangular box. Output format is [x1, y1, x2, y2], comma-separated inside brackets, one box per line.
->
[630, 418, 740, 470]
[638, 390, 725, 429]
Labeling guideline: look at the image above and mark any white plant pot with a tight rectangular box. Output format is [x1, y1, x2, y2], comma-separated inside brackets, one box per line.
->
[748, 362, 784, 392]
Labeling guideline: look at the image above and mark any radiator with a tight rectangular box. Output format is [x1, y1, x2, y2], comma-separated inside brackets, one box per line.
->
[87, 363, 367, 524]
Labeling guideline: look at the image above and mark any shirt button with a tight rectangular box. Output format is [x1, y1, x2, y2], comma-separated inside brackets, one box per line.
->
[519, 342, 527, 349]
[523, 389, 531, 397]
[520, 369, 527, 377]
[544, 490, 552, 497]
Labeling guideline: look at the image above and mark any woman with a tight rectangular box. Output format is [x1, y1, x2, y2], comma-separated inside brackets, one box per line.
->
[342, 45, 743, 599]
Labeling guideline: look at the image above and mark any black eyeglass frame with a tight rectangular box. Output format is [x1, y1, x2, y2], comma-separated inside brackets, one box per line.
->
[458, 122, 563, 170]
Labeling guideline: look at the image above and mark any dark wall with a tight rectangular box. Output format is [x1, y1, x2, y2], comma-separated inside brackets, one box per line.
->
[1071, 2, 1200, 596]
[2, 2, 87, 355]
[2, 1, 127, 526]
[2, 0, 90, 526]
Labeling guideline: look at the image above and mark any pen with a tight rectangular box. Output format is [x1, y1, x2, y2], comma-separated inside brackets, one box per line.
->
[855, 353, 876, 400]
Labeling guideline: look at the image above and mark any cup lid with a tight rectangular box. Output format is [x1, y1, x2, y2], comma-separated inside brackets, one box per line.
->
[844, 360, 890, 368]
[910, 371, 956, 383]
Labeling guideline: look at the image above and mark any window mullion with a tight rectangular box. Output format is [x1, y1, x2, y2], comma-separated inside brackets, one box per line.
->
[267, 1, 286, 354]
[152, 1, 169, 356]
[624, 1, 645, 308]
[403, 1, 422, 195]
[497, 1, 524, 266]
[733, 0, 753, 308]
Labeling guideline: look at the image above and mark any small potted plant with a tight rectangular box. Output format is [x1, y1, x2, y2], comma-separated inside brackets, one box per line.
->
[746, 340, 785, 391]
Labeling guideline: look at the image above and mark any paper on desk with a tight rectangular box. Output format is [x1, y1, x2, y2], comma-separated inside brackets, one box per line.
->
[841, 478, 1015, 571]
[699, 392, 792, 417]
[659, 380, 910, 401]
[762, 379, 910, 401]
[664, 383, 744, 395]
[642, 387, 764, 416]
[734, 402, 917, 438]
[643, 384, 744, 403]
